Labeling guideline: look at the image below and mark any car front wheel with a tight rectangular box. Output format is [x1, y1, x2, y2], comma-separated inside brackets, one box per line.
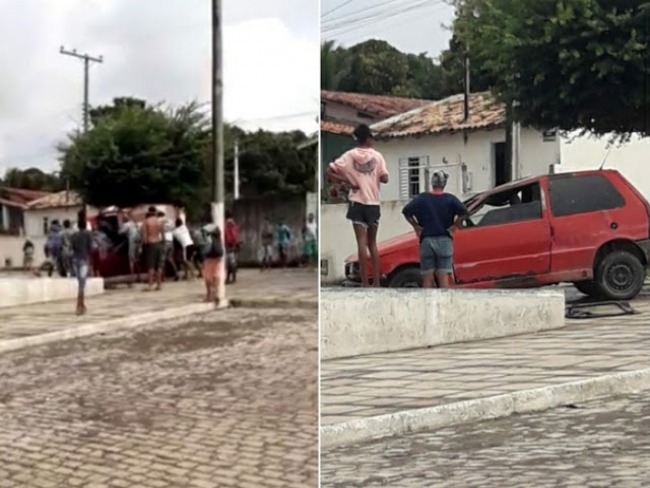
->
[594, 250, 646, 301]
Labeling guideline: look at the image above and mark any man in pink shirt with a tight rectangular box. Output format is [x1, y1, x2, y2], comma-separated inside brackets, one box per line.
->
[327, 124, 389, 287]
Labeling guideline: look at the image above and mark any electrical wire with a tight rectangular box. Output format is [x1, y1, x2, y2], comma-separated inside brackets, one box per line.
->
[323, 0, 435, 32]
[322, 0, 357, 19]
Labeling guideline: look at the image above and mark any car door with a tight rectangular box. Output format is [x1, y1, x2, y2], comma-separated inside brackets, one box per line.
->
[453, 181, 552, 285]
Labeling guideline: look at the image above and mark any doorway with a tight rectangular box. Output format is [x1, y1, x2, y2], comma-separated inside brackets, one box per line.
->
[493, 141, 509, 187]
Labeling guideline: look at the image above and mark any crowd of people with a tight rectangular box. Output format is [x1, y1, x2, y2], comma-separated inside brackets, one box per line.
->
[25, 206, 318, 313]
[328, 123, 466, 289]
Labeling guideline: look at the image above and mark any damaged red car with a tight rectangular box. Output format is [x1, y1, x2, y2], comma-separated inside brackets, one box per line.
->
[344, 169, 650, 300]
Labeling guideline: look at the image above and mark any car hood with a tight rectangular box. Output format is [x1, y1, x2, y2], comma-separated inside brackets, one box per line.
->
[345, 231, 414, 263]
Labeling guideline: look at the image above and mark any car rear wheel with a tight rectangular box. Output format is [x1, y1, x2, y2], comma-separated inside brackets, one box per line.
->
[594, 250, 645, 301]
[388, 266, 422, 288]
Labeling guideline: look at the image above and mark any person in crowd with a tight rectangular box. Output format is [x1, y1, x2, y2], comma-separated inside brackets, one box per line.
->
[172, 217, 195, 280]
[44, 220, 63, 278]
[141, 206, 164, 291]
[276, 220, 292, 268]
[60, 219, 75, 277]
[158, 210, 179, 281]
[201, 222, 225, 304]
[119, 212, 141, 280]
[326, 123, 389, 287]
[70, 215, 94, 315]
[260, 219, 275, 271]
[402, 170, 468, 288]
[302, 213, 318, 268]
[224, 210, 241, 284]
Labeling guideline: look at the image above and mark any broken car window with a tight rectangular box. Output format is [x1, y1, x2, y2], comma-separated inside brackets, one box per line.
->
[462, 183, 543, 228]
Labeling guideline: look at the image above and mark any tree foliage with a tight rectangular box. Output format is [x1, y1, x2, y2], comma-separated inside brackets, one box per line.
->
[320, 38, 489, 99]
[59, 97, 315, 218]
[452, 0, 650, 136]
[1, 167, 64, 192]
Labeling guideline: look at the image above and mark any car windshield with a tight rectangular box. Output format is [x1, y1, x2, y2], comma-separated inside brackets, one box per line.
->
[464, 183, 542, 227]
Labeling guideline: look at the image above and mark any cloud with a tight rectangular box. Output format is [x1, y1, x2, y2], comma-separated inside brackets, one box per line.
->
[0, 0, 318, 174]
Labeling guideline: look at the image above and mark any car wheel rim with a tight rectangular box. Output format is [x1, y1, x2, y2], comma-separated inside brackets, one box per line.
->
[606, 263, 634, 291]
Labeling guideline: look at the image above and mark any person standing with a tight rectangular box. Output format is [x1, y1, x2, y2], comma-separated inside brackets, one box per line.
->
[22, 239, 35, 275]
[120, 212, 141, 280]
[302, 213, 318, 268]
[201, 223, 224, 304]
[158, 210, 179, 281]
[70, 216, 94, 315]
[260, 219, 275, 271]
[326, 124, 389, 287]
[276, 220, 292, 268]
[141, 206, 164, 291]
[401, 171, 468, 288]
[172, 217, 195, 280]
[61, 219, 75, 277]
[224, 210, 241, 284]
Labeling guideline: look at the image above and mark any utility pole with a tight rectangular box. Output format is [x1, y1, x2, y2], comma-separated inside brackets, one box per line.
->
[233, 140, 240, 200]
[211, 0, 227, 306]
[59, 47, 103, 133]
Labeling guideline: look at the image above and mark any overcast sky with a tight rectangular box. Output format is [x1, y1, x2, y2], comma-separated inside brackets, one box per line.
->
[321, 0, 455, 56]
[0, 0, 319, 175]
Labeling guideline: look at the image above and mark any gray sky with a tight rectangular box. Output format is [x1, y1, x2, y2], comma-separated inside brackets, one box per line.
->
[321, 0, 455, 56]
[0, 0, 319, 175]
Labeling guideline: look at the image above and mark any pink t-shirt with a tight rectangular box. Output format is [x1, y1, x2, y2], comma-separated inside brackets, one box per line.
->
[329, 147, 388, 205]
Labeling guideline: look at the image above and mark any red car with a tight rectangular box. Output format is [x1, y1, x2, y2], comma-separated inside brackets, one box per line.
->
[344, 169, 650, 300]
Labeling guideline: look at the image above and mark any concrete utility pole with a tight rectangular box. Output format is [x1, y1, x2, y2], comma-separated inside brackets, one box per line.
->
[59, 47, 103, 133]
[233, 140, 240, 200]
[211, 0, 227, 306]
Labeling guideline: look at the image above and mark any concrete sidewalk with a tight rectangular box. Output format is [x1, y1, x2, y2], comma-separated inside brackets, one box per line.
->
[0, 269, 316, 345]
[321, 299, 650, 444]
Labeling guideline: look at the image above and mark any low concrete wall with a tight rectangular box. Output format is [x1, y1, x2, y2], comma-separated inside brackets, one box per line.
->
[321, 288, 565, 359]
[0, 277, 104, 309]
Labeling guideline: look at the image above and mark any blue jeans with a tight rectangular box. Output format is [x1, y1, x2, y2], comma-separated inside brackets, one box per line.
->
[73, 259, 89, 292]
[419, 236, 453, 273]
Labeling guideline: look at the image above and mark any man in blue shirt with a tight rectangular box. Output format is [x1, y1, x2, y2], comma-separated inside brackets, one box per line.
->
[402, 171, 468, 288]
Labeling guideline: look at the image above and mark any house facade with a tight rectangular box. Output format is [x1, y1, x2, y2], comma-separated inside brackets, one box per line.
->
[23, 190, 86, 237]
[0, 187, 49, 235]
[371, 92, 561, 202]
[320, 90, 432, 191]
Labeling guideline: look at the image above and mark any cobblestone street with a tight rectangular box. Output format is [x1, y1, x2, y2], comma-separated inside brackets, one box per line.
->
[0, 305, 318, 487]
[321, 392, 650, 487]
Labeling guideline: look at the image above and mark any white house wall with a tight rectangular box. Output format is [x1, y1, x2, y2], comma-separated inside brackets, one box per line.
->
[374, 128, 560, 201]
[559, 131, 650, 201]
[24, 207, 83, 238]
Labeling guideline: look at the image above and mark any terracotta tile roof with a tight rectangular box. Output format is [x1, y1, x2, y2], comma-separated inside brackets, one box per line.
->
[321, 119, 355, 135]
[371, 92, 506, 139]
[0, 187, 50, 206]
[321, 90, 431, 119]
[27, 190, 83, 210]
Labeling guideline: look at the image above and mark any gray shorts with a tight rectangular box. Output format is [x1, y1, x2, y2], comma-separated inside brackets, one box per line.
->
[420, 236, 453, 273]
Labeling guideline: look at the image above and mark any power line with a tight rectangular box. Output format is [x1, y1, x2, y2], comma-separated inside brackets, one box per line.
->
[322, 0, 405, 27]
[321, 0, 357, 19]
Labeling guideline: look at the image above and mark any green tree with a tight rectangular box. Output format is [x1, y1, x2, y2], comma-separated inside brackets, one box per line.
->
[59, 98, 210, 215]
[451, 0, 650, 136]
[2, 167, 64, 192]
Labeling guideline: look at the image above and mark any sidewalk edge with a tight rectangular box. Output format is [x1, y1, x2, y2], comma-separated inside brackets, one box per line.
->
[320, 368, 650, 449]
[0, 303, 215, 355]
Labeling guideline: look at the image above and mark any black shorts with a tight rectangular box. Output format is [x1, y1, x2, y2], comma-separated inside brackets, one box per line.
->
[143, 242, 163, 271]
[346, 202, 380, 228]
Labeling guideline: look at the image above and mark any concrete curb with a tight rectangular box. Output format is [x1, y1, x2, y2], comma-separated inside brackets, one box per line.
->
[0, 303, 215, 355]
[231, 297, 317, 309]
[320, 368, 650, 450]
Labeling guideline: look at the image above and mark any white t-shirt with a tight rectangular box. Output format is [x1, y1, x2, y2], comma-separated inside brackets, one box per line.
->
[172, 224, 193, 248]
[304, 222, 317, 241]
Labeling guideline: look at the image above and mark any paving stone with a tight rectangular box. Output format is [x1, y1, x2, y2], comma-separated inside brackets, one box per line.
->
[321, 299, 650, 424]
[0, 298, 317, 487]
[321, 392, 650, 487]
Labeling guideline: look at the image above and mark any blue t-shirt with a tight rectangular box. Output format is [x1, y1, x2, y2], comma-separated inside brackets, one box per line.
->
[402, 192, 467, 240]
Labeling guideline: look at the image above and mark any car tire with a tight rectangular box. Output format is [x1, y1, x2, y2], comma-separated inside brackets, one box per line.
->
[388, 266, 422, 288]
[573, 280, 603, 298]
[594, 250, 645, 301]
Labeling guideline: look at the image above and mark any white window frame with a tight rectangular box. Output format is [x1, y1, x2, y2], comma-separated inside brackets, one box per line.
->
[398, 156, 430, 200]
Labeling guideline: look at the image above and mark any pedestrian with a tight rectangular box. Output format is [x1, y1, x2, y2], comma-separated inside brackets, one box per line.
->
[302, 213, 318, 268]
[276, 220, 292, 268]
[172, 217, 195, 280]
[158, 210, 179, 281]
[70, 215, 94, 315]
[326, 123, 389, 287]
[141, 206, 164, 291]
[61, 219, 75, 277]
[44, 220, 63, 278]
[401, 170, 468, 288]
[22, 239, 35, 274]
[119, 212, 141, 280]
[201, 223, 224, 304]
[260, 219, 275, 271]
[225, 210, 241, 284]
